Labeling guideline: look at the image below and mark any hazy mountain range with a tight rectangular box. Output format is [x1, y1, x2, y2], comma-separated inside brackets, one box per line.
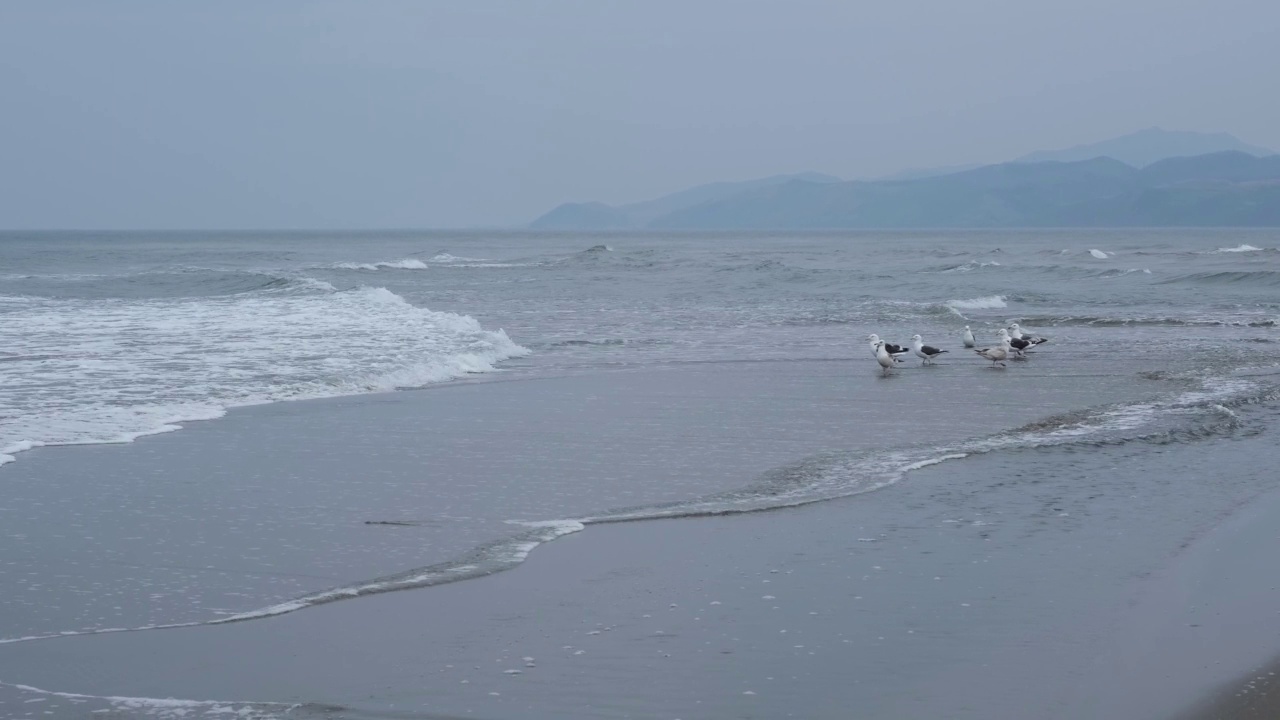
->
[531, 128, 1279, 229]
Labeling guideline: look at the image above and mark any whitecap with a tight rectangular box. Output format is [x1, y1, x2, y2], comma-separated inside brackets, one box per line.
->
[429, 253, 488, 263]
[936, 261, 1002, 274]
[333, 258, 429, 270]
[0, 286, 529, 468]
[945, 295, 1008, 311]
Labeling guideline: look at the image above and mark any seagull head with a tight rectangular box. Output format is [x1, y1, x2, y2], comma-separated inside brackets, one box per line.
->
[998, 328, 1011, 338]
[911, 334, 922, 342]
[867, 333, 881, 342]
[1008, 323, 1020, 331]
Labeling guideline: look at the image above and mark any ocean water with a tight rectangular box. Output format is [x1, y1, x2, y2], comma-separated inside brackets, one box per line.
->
[3, 229, 1276, 465]
[2, 229, 1280, 717]
[2, 231, 1273, 430]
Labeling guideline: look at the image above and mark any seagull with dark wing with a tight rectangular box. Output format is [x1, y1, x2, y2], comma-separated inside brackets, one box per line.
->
[910, 334, 949, 365]
[1007, 323, 1048, 347]
[1004, 323, 1047, 358]
[867, 333, 909, 360]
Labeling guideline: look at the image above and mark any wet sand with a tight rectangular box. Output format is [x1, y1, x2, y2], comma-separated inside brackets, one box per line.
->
[1, 357, 1278, 719]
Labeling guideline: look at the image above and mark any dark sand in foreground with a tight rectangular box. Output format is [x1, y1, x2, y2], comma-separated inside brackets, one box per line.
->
[1, 358, 1278, 719]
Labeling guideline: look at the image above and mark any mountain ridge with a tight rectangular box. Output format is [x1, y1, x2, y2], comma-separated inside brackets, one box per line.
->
[1014, 127, 1274, 168]
[530, 129, 1278, 229]
[650, 152, 1280, 229]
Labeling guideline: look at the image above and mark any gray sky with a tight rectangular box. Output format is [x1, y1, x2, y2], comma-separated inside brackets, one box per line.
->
[2, 1, 1277, 229]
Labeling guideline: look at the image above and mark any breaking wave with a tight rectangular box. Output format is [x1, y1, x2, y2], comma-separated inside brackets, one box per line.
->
[0, 268, 339, 300]
[0, 286, 528, 467]
[332, 258, 429, 270]
[1099, 268, 1152, 278]
[922, 261, 1003, 274]
[1214, 244, 1268, 253]
[945, 295, 1008, 311]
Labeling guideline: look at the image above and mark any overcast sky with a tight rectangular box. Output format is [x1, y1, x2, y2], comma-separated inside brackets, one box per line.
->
[2, 1, 1277, 229]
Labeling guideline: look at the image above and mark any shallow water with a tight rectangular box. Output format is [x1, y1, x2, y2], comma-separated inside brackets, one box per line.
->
[1, 229, 1278, 717]
[4, 229, 1277, 459]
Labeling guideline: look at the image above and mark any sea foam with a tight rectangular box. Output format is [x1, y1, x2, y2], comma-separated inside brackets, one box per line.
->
[333, 258, 429, 270]
[0, 285, 528, 468]
[1, 682, 304, 720]
[945, 295, 1008, 311]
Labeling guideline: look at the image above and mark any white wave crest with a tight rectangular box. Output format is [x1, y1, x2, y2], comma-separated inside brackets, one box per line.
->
[2, 682, 298, 720]
[1216, 244, 1264, 253]
[290, 276, 338, 292]
[333, 258, 429, 270]
[938, 261, 1002, 273]
[945, 295, 1008, 310]
[1088, 249, 1112, 259]
[0, 286, 529, 468]
[429, 253, 488, 263]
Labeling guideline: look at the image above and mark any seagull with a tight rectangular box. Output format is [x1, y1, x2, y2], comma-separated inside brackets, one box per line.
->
[974, 330, 1011, 368]
[874, 341, 897, 375]
[867, 334, 909, 360]
[962, 326, 975, 348]
[1007, 334, 1035, 358]
[1006, 323, 1048, 358]
[911, 334, 949, 365]
[1007, 323, 1048, 347]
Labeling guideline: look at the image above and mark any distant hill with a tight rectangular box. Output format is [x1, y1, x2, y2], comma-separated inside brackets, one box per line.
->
[1055, 152, 1280, 227]
[529, 129, 1280, 229]
[527, 202, 633, 230]
[867, 128, 1273, 182]
[1014, 127, 1274, 168]
[648, 151, 1280, 229]
[874, 163, 984, 182]
[529, 172, 841, 229]
[651, 157, 1140, 229]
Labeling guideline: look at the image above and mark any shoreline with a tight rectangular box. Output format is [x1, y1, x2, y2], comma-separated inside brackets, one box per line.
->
[4, 446, 1280, 719]
[0, 357, 1277, 718]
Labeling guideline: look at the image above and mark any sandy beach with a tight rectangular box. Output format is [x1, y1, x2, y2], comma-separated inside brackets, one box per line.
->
[2, 352, 1278, 719]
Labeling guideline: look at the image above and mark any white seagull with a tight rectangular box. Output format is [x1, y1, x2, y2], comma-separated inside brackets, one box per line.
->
[974, 330, 1012, 368]
[867, 334, 909, 360]
[874, 341, 897, 375]
[1007, 323, 1048, 346]
[962, 326, 976, 348]
[1006, 323, 1048, 358]
[911, 334, 949, 365]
